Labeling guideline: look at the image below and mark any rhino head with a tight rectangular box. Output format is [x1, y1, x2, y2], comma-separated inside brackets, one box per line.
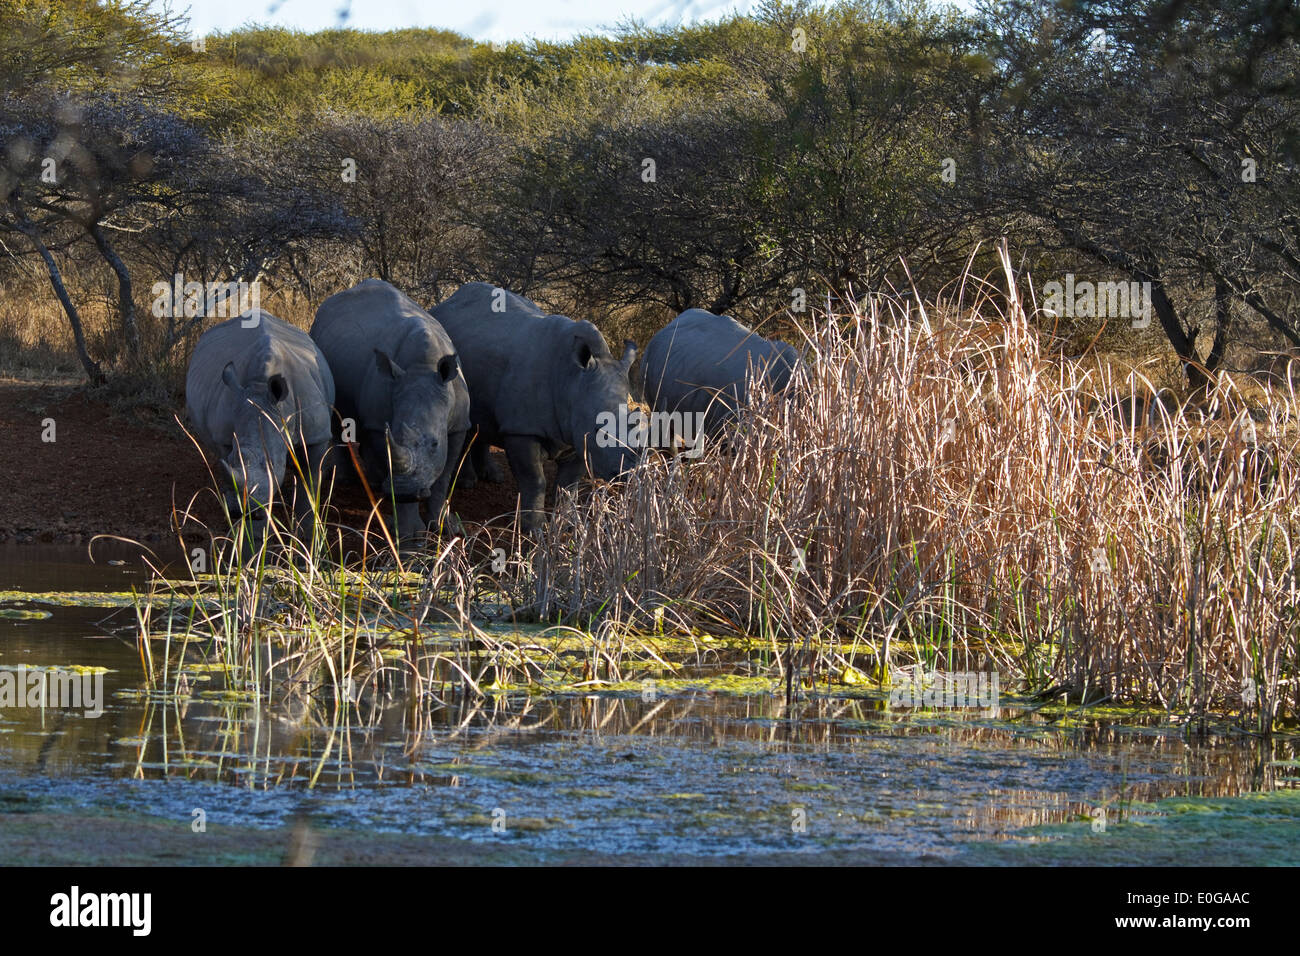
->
[218, 360, 290, 533]
[373, 347, 460, 503]
[565, 328, 641, 480]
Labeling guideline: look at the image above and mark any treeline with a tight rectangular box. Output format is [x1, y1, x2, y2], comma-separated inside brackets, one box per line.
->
[1, 0, 1298, 389]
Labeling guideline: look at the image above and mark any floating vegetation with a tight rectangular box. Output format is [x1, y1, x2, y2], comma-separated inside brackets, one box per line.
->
[970, 789, 1300, 866]
[0, 586, 216, 617]
[0, 608, 52, 620]
[3, 664, 110, 676]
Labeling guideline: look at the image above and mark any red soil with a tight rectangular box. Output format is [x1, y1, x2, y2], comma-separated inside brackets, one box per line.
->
[0, 380, 526, 549]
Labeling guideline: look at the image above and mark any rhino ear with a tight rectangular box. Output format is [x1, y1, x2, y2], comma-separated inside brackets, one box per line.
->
[267, 373, 289, 404]
[572, 335, 594, 370]
[374, 349, 404, 380]
[221, 362, 241, 393]
[437, 354, 459, 383]
[620, 339, 637, 372]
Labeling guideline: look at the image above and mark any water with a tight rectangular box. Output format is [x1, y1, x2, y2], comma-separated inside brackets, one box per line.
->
[1, 543, 1295, 861]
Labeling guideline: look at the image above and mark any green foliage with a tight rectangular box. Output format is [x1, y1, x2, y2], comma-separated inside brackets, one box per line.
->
[0, 0, 191, 97]
[3, 0, 1298, 388]
[187, 27, 481, 126]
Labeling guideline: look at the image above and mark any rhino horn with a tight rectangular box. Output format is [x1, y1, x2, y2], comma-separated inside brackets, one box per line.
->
[620, 339, 637, 372]
[392, 444, 414, 474]
[385, 426, 413, 474]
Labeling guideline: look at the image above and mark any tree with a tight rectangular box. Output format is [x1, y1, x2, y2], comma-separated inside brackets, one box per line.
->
[289, 114, 499, 301]
[0, 94, 199, 379]
[754, 0, 996, 301]
[487, 103, 787, 316]
[0, 93, 352, 378]
[975, 0, 1300, 388]
[0, 0, 190, 95]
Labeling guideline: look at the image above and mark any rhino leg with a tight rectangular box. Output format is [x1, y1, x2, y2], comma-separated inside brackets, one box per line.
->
[392, 500, 426, 545]
[426, 429, 467, 538]
[555, 451, 584, 487]
[353, 434, 418, 542]
[291, 440, 332, 542]
[355, 436, 384, 487]
[457, 452, 477, 489]
[470, 432, 505, 483]
[503, 434, 547, 531]
[319, 439, 348, 491]
[237, 516, 271, 563]
[454, 427, 478, 489]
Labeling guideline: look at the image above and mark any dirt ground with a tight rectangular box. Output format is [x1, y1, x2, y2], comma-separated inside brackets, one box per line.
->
[0, 379, 528, 548]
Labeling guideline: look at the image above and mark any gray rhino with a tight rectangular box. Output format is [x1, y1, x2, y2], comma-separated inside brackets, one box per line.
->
[185, 309, 335, 545]
[641, 309, 802, 443]
[431, 282, 639, 528]
[310, 279, 470, 541]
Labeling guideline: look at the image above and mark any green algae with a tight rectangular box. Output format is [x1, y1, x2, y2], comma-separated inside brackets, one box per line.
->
[3, 663, 110, 675]
[968, 788, 1300, 866]
[597, 675, 779, 696]
[196, 688, 260, 703]
[0, 608, 52, 620]
[0, 588, 210, 609]
[1, 590, 143, 608]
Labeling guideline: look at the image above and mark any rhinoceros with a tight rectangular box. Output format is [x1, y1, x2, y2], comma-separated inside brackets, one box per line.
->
[310, 279, 470, 541]
[431, 282, 639, 528]
[640, 309, 802, 444]
[185, 309, 335, 546]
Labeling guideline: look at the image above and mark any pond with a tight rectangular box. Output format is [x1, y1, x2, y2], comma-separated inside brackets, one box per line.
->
[1, 543, 1297, 865]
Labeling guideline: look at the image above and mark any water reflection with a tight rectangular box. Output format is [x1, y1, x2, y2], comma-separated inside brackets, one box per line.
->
[1, 545, 1296, 858]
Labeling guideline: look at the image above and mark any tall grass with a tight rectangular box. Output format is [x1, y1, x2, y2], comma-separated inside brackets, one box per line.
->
[134, 246, 1299, 729]
[528, 246, 1299, 729]
[134, 410, 493, 713]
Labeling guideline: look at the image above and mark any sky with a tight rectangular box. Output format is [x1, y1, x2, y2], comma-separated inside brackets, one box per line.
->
[165, 0, 765, 44]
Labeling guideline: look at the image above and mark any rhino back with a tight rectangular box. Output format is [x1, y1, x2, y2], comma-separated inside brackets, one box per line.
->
[186, 312, 335, 453]
[433, 282, 595, 441]
[312, 278, 464, 430]
[431, 282, 547, 381]
[644, 309, 792, 426]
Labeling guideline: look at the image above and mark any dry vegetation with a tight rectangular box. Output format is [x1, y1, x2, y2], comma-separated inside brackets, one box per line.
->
[138, 249, 1300, 731]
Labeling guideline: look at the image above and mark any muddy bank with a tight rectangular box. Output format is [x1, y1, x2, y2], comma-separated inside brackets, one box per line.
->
[0, 380, 526, 547]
